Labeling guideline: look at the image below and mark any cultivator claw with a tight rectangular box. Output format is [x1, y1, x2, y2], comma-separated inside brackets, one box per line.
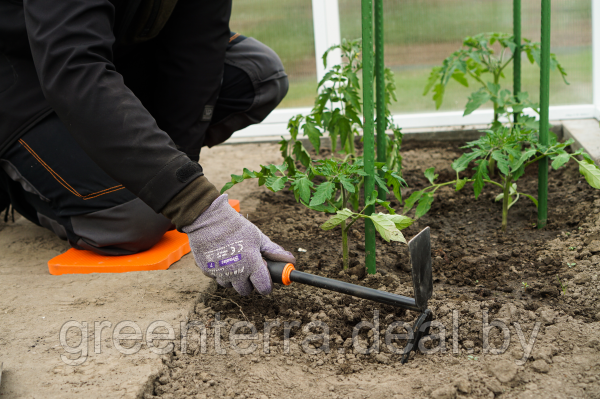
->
[267, 227, 434, 363]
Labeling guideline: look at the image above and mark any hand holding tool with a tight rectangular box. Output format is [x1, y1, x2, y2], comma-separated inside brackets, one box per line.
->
[184, 194, 296, 296]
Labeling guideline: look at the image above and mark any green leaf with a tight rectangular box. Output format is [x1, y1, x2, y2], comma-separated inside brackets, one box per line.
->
[486, 82, 500, 96]
[522, 193, 538, 208]
[473, 160, 489, 199]
[423, 67, 441, 95]
[433, 83, 445, 109]
[455, 178, 467, 191]
[451, 71, 469, 87]
[338, 175, 356, 193]
[320, 208, 354, 230]
[464, 89, 491, 116]
[452, 151, 481, 173]
[220, 181, 235, 194]
[293, 141, 312, 168]
[415, 192, 434, 218]
[389, 214, 414, 230]
[551, 152, 570, 170]
[376, 199, 396, 215]
[373, 174, 389, 193]
[265, 176, 288, 192]
[308, 202, 337, 213]
[576, 158, 600, 189]
[291, 176, 313, 204]
[512, 164, 525, 181]
[347, 70, 360, 89]
[369, 213, 406, 243]
[309, 181, 336, 206]
[385, 171, 405, 204]
[342, 86, 361, 111]
[365, 190, 378, 208]
[491, 151, 510, 175]
[304, 120, 322, 154]
[402, 190, 424, 214]
[424, 167, 439, 184]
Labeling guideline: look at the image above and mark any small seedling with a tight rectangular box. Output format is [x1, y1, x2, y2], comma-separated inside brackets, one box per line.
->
[467, 355, 479, 361]
[567, 262, 577, 268]
[521, 281, 529, 289]
[568, 246, 576, 251]
[557, 276, 567, 295]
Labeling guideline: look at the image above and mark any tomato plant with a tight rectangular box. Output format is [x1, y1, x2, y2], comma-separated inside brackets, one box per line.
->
[221, 156, 411, 270]
[290, 39, 403, 172]
[424, 32, 568, 123]
[410, 32, 599, 231]
[403, 123, 600, 231]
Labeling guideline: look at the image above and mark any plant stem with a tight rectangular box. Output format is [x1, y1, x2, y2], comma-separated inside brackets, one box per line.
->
[501, 175, 512, 232]
[342, 224, 349, 270]
[341, 189, 350, 269]
[493, 73, 500, 122]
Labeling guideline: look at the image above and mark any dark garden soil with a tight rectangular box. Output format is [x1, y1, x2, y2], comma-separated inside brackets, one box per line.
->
[150, 141, 600, 399]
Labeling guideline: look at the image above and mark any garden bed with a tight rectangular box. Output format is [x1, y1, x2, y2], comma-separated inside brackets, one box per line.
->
[149, 141, 600, 399]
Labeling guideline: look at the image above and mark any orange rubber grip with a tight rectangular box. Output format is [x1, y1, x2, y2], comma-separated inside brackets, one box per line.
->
[281, 263, 295, 285]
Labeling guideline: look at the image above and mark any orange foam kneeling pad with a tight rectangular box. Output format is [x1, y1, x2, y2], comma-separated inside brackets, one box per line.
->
[47, 199, 241, 275]
[48, 230, 191, 275]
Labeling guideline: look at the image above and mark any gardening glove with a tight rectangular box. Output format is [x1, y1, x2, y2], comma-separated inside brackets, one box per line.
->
[183, 194, 296, 296]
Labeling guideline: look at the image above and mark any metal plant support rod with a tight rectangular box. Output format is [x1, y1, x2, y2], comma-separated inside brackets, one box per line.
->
[375, 0, 387, 201]
[513, 0, 521, 123]
[362, 0, 377, 274]
[538, 0, 551, 229]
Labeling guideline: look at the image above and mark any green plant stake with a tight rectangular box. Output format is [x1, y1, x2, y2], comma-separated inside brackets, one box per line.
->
[538, 0, 551, 229]
[362, 0, 376, 274]
[513, 0, 521, 123]
[375, 0, 387, 202]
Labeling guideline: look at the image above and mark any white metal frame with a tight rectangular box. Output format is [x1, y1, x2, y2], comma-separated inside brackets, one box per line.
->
[231, 0, 599, 140]
[593, 0, 600, 119]
[311, 0, 342, 82]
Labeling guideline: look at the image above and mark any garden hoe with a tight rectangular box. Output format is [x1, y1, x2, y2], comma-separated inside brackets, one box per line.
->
[267, 227, 433, 363]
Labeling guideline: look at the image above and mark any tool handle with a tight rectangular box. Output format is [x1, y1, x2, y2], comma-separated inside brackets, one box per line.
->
[266, 260, 421, 311]
[266, 261, 295, 285]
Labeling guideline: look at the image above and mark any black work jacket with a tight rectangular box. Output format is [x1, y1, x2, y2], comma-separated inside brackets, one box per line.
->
[0, 0, 231, 212]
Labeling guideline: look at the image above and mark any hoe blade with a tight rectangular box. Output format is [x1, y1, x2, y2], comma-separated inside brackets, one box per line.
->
[409, 227, 433, 310]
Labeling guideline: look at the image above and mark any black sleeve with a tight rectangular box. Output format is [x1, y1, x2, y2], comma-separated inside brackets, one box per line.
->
[152, 0, 232, 160]
[22, 0, 203, 212]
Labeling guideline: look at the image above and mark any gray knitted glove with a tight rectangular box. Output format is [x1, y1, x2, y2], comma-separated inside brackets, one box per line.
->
[183, 194, 296, 296]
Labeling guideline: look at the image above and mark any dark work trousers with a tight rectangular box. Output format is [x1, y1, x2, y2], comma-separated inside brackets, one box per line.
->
[0, 35, 288, 255]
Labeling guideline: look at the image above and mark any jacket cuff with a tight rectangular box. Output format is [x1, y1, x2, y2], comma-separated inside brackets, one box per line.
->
[160, 175, 220, 230]
[137, 154, 206, 212]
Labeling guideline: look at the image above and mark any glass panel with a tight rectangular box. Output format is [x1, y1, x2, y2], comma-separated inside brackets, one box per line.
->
[336, 0, 593, 113]
[229, 0, 318, 109]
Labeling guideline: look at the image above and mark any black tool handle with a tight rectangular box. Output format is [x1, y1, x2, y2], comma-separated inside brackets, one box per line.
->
[266, 261, 421, 312]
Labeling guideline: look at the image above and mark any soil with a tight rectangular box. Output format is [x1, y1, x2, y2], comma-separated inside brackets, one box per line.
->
[149, 141, 600, 399]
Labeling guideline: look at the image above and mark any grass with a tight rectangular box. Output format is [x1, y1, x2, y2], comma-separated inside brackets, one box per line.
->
[231, 0, 593, 111]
